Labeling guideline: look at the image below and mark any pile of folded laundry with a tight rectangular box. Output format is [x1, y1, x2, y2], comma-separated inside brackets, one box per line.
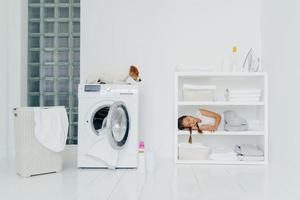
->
[209, 149, 238, 161]
[225, 88, 261, 102]
[223, 110, 248, 131]
[234, 144, 264, 161]
[209, 144, 264, 161]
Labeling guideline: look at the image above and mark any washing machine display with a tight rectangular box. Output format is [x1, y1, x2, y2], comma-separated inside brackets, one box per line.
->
[84, 84, 101, 92]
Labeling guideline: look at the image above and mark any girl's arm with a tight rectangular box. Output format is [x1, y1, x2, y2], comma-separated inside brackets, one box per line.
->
[199, 109, 221, 131]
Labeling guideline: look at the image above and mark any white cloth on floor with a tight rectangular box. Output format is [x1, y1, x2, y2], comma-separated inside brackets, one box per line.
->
[34, 107, 69, 152]
[87, 128, 119, 169]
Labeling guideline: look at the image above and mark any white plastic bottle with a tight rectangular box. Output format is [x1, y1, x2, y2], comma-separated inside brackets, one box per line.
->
[222, 46, 240, 72]
[231, 46, 240, 72]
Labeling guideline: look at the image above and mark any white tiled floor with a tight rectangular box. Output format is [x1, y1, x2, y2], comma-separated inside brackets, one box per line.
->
[1, 148, 300, 200]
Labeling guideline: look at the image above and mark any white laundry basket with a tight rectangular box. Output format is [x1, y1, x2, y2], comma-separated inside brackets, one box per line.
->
[178, 143, 212, 160]
[13, 107, 63, 177]
[183, 84, 216, 101]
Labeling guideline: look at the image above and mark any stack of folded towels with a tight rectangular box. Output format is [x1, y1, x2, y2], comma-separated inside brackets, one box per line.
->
[234, 144, 264, 161]
[225, 88, 261, 102]
[224, 110, 248, 131]
[209, 149, 238, 161]
[209, 144, 264, 161]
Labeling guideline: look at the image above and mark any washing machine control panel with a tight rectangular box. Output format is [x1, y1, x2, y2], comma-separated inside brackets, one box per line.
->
[84, 84, 101, 92]
[79, 84, 138, 97]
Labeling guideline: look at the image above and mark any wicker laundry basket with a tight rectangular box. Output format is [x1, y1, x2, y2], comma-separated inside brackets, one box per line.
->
[13, 107, 63, 177]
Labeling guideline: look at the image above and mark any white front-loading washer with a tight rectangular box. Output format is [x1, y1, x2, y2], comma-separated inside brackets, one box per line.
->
[77, 84, 138, 169]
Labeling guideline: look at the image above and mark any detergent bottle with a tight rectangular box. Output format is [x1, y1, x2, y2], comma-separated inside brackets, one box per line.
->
[138, 141, 145, 172]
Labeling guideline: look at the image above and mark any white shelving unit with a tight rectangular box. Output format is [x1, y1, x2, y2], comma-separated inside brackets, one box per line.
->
[178, 130, 265, 136]
[178, 101, 265, 106]
[174, 71, 268, 165]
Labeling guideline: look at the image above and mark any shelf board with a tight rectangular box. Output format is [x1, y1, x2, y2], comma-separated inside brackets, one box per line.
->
[176, 159, 266, 165]
[178, 130, 264, 136]
[176, 72, 266, 77]
[177, 101, 265, 106]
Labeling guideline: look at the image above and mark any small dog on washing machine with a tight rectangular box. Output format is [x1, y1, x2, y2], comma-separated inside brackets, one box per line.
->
[125, 65, 142, 85]
[86, 65, 142, 85]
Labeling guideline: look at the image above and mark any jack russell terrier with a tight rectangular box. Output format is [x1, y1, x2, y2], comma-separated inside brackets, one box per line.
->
[86, 65, 142, 85]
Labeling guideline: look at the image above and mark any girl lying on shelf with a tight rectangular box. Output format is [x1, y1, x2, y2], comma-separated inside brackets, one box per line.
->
[178, 109, 221, 143]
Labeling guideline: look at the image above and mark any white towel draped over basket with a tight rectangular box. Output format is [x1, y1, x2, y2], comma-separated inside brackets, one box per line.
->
[14, 107, 68, 177]
[34, 107, 69, 152]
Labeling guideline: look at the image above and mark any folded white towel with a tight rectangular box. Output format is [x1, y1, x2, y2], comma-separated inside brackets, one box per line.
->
[227, 89, 261, 95]
[228, 97, 260, 102]
[183, 84, 216, 90]
[209, 151, 238, 161]
[234, 144, 264, 156]
[229, 94, 261, 98]
[34, 107, 69, 152]
[225, 89, 261, 102]
[238, 155, 265, 161]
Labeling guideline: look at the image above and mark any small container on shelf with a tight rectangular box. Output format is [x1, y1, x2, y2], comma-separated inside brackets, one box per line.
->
[178, 143, 211, 160]
[183, 84, 216, 101]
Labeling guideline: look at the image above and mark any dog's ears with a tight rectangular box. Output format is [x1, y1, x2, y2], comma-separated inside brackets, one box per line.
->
[130, 65, 139, 74]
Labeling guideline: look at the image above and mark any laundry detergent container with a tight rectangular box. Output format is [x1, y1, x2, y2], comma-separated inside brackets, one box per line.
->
[13, 107, 63, 177]
[178, 143, 212, 160]
[183, 84, 216, 101]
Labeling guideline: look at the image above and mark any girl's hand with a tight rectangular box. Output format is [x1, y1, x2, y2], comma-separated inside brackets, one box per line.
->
[200, 125, 217, 132]
[206, 125, 217, 132]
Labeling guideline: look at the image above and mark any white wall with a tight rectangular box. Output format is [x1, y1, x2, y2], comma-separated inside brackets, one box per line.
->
[0, 0, 9, 158]
[2, 0, 299, 164]
[0, 0, 25, 158]
[82, 0, 261, 159]
[262, 0, 300, 166]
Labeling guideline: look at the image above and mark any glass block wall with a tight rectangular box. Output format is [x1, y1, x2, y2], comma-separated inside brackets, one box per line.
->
[28, 0, 80, 144]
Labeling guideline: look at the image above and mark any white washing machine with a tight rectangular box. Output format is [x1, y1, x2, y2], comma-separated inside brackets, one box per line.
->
[78, 84, 138, 169]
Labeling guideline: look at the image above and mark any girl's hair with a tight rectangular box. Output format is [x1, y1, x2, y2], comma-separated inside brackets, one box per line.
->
[195, 123, 203, 134]
[178, 116, 188, 130]
[178, 115, 203, 144]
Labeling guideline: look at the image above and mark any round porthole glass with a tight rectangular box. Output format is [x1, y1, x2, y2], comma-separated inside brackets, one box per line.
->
[108, 104, 130, 149]
[91, 106, 110, 136]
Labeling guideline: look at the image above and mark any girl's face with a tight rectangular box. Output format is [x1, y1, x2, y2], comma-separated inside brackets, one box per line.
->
[182, 116, 201, 128]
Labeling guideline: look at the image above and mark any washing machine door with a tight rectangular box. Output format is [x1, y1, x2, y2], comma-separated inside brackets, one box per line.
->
[105, 101, 130, 150]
